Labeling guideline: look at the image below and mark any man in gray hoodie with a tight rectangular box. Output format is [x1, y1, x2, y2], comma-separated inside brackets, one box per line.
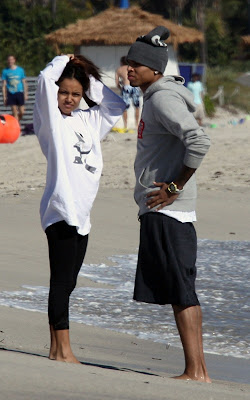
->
[127, 26, 211, 382]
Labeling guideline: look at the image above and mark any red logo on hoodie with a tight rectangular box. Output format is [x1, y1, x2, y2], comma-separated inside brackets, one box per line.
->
[138, 119, 144, 139]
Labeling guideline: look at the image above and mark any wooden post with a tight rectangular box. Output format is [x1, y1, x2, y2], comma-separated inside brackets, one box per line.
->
[196, 0, 207, 64]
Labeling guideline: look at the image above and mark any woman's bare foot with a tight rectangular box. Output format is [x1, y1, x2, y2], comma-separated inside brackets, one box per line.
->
[49, 325, 57, 359]
[54, 352, 81, 364]
[49, 352, 56, 360]
[49, 348, 80, 363]
[49, 347, 80, 363]
[48, 326, 80, 363]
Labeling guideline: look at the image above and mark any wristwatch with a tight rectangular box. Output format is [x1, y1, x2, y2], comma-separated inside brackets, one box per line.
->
[167, 182, 184, 194]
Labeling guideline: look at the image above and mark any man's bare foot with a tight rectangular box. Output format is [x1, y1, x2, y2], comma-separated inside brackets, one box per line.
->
[172, 372, 212, 383]
[172, 373, 191, 380]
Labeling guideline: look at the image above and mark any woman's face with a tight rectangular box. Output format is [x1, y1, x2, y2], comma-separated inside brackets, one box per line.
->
[58, 78, 83, 116]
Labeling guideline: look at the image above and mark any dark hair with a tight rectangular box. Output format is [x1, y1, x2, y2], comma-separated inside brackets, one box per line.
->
[56, 55, 102, 92]
[191, 73, 201, 80]
[120, 56, 127, 66]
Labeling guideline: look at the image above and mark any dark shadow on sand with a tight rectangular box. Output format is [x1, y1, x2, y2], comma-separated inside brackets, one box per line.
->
[0, 347, 158, 377]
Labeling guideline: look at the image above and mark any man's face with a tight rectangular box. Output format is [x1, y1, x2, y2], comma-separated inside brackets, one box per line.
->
[127, 60, 158, 92]
[7, 56, 16, 68]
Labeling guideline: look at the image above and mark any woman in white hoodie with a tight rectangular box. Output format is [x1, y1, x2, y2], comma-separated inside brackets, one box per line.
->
[34, 54, 125, 363]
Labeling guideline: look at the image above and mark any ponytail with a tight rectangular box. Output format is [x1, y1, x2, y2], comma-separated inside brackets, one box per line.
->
[56, 55, 102, 92]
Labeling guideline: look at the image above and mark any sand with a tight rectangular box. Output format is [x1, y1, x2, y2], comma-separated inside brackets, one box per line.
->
[1, 107, 250, 195]
[0, 107, 250, 399]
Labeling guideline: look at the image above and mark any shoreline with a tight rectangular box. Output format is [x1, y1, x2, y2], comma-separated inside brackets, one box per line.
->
[0, 112, 250, 398]
[0, 188, 249, 398]
[1, 305, 250, 386]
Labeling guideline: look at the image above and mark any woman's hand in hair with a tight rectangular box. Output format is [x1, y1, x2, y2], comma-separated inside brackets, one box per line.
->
[60, 53, 75, 60]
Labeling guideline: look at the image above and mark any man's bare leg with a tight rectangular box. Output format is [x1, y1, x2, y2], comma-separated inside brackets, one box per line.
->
[49, 325, 80, 363]
[135, 107, 140, 128]
[172, 304, 211, 382]
[18, 105, 25, 121]
[196, 305, 210, 380]
[11, 105, 18, 120]
[123, 110, 128, 130]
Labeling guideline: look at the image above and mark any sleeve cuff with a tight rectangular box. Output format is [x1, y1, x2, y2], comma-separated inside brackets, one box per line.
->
[85, 76, 103, 105]
[184, 153, 204, 169]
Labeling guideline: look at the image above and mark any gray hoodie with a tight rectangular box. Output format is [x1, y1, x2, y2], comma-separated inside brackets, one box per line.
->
[134, 75, 210, 216]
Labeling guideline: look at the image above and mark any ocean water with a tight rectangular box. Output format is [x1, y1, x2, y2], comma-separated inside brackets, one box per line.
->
[0, 239, 249, 360]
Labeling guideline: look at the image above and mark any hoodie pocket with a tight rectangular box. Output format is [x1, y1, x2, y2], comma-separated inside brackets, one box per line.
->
[138, 166, 159, 189]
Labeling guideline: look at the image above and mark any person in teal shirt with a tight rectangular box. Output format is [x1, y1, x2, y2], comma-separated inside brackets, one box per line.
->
[187, 73, 205, 126]
[2, 55, 28, 121]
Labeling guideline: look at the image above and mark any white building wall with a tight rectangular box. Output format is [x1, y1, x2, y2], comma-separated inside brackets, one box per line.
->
[80, 45, 179, 129]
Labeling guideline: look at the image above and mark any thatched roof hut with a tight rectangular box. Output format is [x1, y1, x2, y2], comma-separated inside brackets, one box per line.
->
[241, 35, 250, 48]
[46, 6, 203, 52]
[45, 7, 204, 90]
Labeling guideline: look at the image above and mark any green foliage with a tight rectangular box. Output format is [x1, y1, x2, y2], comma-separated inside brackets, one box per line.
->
[0, 0, 249, 78]
[203, 94, 215, 117]
[0, 0, 89, 75]
[206, 65, 250, 112]
[205, 9, 232, 66]
[221, 0, 248, 35]
[178, 0, 249, 67]
[178, 43, 201, 63]
[230, 60, 250, 73]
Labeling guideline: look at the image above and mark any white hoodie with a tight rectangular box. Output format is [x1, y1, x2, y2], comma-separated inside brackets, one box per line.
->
[34, 55, 125, 235]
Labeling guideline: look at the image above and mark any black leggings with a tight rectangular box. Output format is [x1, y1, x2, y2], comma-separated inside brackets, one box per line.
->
[45, 221, 88, 330]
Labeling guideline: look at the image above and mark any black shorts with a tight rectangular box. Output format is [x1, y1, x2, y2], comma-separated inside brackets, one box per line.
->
[6, 91, 24, 106]
[134, 212, 200, 306]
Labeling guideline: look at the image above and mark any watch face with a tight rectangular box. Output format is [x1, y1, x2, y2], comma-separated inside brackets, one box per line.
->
[169, 183, 176, 193]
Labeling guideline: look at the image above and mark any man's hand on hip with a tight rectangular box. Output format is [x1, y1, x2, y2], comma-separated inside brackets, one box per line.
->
[146, 182, 179, 211]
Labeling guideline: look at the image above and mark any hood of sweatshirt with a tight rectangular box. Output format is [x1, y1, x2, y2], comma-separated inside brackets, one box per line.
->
[143, 75, 196, 113]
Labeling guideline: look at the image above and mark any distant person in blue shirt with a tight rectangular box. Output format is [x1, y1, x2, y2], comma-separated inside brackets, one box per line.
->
[187, 73, 205, 126]
[2, 55, 28, 121]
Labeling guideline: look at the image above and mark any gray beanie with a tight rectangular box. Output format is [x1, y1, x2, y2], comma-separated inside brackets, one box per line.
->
[127, 26, 170, 74]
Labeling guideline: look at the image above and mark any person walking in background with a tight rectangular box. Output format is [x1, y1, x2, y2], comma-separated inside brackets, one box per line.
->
[126, 26, 211, 382]
[187, 73, 205, 126]
[116, 56, 140, 131]
[33, 54, 125, 364]
[2, 55, 28, 121]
